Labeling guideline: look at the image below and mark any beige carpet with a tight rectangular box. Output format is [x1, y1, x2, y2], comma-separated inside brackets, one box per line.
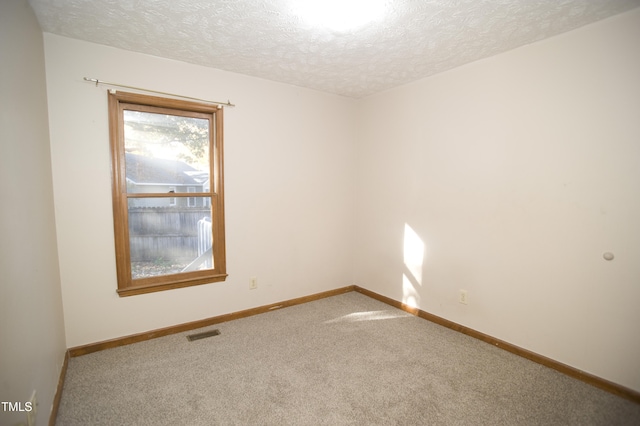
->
[55, 292, 640, 425]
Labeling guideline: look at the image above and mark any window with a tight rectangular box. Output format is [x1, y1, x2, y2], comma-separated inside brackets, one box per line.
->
[108, 91, 227, 296]
[187, 186, 196, 207]
[169, 186, 176, 206]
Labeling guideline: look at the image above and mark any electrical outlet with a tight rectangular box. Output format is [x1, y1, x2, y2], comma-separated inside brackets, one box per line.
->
[27, 390, 37, 426]
[459, 289, 468, 305]
[249, 277, 258, 290]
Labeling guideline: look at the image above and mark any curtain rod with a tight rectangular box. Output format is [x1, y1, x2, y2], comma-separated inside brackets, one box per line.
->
[83, 77, 235, 107]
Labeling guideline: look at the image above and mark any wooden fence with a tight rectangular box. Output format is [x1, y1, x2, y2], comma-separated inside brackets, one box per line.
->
[128, 207, 211, 262]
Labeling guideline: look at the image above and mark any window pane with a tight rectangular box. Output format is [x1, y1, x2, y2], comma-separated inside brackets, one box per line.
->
[128, 198, 214, 279]
[123, 110, 210, 194]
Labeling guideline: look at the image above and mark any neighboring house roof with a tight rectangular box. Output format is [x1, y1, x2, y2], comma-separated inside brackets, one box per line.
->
[125, 152, 208, 185]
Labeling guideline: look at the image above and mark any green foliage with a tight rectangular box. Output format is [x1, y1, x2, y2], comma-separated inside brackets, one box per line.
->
[124, 111, 209, 165]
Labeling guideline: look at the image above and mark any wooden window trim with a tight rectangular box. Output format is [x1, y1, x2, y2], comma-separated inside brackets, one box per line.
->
[108, 91, 227, 297]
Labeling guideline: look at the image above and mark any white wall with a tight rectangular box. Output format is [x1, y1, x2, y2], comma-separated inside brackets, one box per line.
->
[43, 34, 357, 348]
[355, 9, 640, 392]
[0, 1, 67, 425]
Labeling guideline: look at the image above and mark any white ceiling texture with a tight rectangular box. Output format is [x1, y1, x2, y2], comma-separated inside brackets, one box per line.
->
[28, 0, 640, 98]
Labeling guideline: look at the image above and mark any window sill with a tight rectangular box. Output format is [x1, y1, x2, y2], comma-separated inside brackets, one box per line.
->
[117, 274, 229, 297]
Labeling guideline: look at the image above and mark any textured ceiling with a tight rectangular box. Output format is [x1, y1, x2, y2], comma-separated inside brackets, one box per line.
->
[28, 0, 640, 98]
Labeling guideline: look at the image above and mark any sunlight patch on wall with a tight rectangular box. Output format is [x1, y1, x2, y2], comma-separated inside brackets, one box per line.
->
[403, 223, 425, 285]
[402, 223, 425, 309]
[402, 273, 420, 309]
